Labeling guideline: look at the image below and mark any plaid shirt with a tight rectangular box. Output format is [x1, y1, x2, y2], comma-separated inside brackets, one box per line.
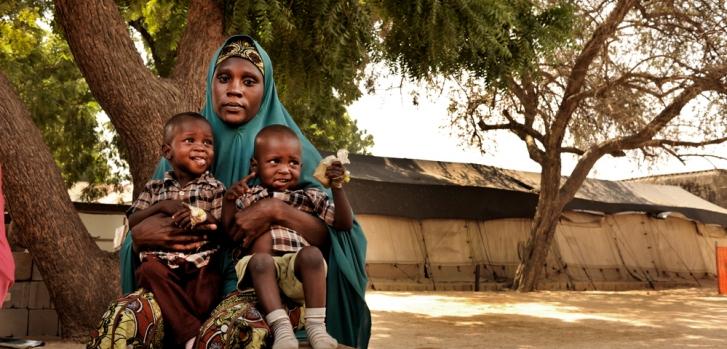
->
[236, 185, 335, 253]
[129, 171, 225, 268]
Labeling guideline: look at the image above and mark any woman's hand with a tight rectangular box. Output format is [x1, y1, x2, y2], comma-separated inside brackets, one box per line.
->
[228, 197, 329, 247]
[131, 213, 217, 252]
[229, 198, 278, 245]
[157, 199, 187, 216]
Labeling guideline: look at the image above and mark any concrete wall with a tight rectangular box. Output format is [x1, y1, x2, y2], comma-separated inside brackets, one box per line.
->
[0, 212, 125, 338]
[1, 250, 61, 337]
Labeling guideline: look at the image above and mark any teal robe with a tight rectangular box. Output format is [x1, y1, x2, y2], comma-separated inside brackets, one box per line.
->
[120, 35, 371, 348]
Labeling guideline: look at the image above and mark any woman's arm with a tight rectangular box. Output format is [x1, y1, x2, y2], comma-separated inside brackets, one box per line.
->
[222, 173, 256, 236]
[121, 214, 214, 293]
[230, 197, 329, 247]
[128, 200, 185, 228]
[130, 213, 212, 253]
[274, 199, 329, 245]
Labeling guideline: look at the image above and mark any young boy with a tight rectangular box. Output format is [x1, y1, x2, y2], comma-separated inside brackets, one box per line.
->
[222, 124, 352, 349]
[127, 112, 225, 349]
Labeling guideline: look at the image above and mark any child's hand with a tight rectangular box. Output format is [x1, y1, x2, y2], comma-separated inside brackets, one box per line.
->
[225, 172, 256, 201]
[171, 205, 209, 230]
[171, 207, 193, 230]
[325, 161, 349, 188]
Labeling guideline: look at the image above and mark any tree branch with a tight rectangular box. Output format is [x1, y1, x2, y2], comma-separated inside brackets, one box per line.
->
[505, 75, 545, 164]
[560, 146, 584, 155]
[54, 0, 162, 118]
[549, 0, 637, 149]
[53, 0, 223, 196]
[171, 0, 225, 106]
[557, 80, 708, 208]
[660, 145, 686, 165]
[476, 116, 546, 164]
[54, 0, 178, 193]
[502, 109, 545, 142]
[677, 153, 727, 162]
[641, 136, 727, 148]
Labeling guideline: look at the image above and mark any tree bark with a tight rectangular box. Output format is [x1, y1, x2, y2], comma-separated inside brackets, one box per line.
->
[0, 73, 118, 339]
[512, 156, 565, 291]
[511, 0, 639, 291]
[0, 0, 225, 338]
[171, 0, 226, 100]
[53, 0, 224, 196]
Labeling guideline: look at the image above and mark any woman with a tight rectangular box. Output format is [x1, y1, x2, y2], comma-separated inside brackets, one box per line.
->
[89, 35, 370, 349]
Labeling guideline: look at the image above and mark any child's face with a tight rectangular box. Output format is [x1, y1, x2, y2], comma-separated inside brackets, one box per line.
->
[254, 135, 302, 191]
[163, 119, 215, 179]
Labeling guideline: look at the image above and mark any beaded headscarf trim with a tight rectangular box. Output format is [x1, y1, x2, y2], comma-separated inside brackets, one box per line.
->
[215, 39, 265, 76]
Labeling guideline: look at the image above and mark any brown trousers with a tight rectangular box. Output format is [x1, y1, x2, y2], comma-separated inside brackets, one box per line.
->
[135, 255, 221, 346]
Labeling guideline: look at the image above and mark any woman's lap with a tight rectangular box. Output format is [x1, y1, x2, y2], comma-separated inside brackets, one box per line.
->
[87, 289, 164, 349]
[88, 289, 304, 349]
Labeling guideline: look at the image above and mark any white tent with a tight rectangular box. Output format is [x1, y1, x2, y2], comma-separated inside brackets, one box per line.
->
[341, 154, 727, 291]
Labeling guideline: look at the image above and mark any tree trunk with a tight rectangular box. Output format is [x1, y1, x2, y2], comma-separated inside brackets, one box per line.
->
[512, 203, 562, 291]
[53, 0, 224, 196]
[0, 73, 118, 339]
[0, 0, 225, 338]
[513, 157, 564, 291]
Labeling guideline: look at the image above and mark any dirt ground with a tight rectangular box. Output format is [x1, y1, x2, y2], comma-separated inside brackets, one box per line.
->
[36, 287, 727, 349]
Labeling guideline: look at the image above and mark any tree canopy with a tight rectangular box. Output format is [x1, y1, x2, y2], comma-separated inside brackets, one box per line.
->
[377, 0, 574, 84]
[1, 0, 578, 200]
[0, 1, 126, 200]
[414, 0, 727, 290]
[0, 0, 579, 336]
[1, 0, 376, 201]
[118, 0, 376, 152]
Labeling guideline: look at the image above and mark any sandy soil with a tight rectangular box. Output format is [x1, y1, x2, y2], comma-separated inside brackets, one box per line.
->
[35, 287, 727, 349]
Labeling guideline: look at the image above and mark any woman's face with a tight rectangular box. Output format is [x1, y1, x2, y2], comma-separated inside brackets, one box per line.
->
[212, 57, 265, 126]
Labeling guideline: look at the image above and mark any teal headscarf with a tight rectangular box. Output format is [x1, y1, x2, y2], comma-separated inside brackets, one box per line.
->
[121, 35, 370, 348]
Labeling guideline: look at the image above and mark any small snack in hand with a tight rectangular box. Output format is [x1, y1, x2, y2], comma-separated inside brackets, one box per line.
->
[186, 203, 207, 227]
[314, 149, 350, 187]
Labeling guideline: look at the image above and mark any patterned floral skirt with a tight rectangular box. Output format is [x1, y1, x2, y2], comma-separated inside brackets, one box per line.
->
[86, 289, 164, 349]
[87, 289, 303, 349]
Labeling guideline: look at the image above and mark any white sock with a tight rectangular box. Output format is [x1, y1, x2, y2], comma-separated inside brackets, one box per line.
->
[305, 307, 337, 349]
[265, 308, 299, 349]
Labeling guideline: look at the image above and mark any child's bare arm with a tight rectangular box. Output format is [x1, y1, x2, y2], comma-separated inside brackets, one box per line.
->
[222, 172, 256, 238]
[128, 200, 185, 228]
[222, 194, 237, 235]
[326, 161, 353, 230]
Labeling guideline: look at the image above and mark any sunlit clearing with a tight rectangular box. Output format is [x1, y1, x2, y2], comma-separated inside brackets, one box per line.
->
[366, 293, 655, 327]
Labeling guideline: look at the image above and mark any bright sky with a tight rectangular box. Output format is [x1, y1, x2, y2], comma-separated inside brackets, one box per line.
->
[347, 70, 727, 181]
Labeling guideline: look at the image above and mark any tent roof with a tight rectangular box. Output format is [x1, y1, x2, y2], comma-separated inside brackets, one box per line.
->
[56, 153, 727, 226]
[342, 153, 727, 225]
